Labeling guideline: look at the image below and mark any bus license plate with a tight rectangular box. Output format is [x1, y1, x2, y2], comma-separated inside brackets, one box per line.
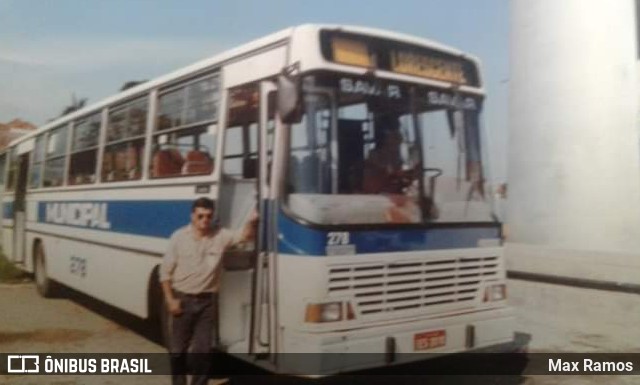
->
[414, 330, 446, 351]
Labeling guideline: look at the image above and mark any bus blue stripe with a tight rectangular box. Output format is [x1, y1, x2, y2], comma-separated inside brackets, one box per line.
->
[277, 211, 500, 256]
[30, 200, 498, 253]
[37, 200, 192, 238]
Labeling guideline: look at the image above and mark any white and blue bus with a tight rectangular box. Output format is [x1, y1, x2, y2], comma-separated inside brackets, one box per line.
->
[2, 25, 517, 374]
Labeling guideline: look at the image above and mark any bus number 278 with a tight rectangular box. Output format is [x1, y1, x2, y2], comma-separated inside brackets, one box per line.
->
[327, 232, 350, 246]
[70, 256, 87, 277]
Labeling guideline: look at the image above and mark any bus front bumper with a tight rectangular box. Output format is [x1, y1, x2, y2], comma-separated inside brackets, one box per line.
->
[280, 307, 520, 375]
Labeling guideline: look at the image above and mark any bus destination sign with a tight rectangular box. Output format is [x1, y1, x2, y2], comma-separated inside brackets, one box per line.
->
[390, 50, 468, 85]
[321, 30, 480, 87]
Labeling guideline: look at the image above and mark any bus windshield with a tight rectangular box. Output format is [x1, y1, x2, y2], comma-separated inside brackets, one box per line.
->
[285, 73, 494, 225]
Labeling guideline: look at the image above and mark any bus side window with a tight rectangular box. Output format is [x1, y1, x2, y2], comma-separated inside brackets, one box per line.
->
[0, 153, 7, 188]
[5, 148, 17, 192]
[43, 125, 68, 188]
[69, 113, 101, 185]
[151, 73, 219, 179]
[222, 125, 255, 177]
[223, 85, 258, 179]
[150, 128, 215, 178]
[29, 135, 45, 189]
[102, 97, 147, 182]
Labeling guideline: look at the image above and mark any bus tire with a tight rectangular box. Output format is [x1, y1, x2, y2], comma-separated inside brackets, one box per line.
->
[149, 269, 171, 348]
[159, 294, 172, 349]
[34, 241, 58, 298]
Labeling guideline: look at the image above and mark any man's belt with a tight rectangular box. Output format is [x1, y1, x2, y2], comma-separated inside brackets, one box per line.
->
[174, 290, 215, 299]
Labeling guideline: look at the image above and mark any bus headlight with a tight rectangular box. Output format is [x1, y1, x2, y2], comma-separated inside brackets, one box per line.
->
[305, 302, 356, 323]
[483, 284, 507, 302]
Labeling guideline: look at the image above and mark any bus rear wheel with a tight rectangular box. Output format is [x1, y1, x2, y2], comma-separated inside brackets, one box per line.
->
[34, 242, 58, 298]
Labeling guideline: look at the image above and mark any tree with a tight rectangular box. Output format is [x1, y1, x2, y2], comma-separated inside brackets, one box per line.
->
[60, 94, 87, 117]
[120, 80, 147, 92]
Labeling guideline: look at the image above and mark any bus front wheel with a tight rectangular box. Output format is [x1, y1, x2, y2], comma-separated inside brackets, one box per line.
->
[149, 272, 171, 348]
[159, 295, 172, 348]
[34, 242, 58, 298]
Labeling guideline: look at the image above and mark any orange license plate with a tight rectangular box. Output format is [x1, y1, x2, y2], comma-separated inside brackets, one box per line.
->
[414, 330, 446, 351]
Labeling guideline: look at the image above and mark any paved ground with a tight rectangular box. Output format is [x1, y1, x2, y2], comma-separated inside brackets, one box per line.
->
[1, 279, 639, 384]
[508, 279, 640, 385]
[509, 279, 640, 353]
[0, 283, 168, 385]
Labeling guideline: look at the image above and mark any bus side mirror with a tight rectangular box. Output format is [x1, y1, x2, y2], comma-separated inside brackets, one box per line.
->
[278, 64, 303, 124]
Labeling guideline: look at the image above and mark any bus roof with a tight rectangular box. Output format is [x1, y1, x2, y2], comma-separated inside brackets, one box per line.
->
[8, 24, 480, 149]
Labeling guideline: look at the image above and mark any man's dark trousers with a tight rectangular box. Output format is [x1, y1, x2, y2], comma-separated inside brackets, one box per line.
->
[169, 292, 217, 385]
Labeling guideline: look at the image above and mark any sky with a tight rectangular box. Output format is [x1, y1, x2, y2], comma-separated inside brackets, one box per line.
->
[0, 0, 509, 180]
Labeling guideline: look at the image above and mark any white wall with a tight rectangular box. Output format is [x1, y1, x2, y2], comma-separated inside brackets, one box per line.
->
[507, 0, 640, 283]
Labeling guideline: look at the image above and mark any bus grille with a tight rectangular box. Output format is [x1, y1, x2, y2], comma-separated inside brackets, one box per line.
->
[327, 256, 500, 316]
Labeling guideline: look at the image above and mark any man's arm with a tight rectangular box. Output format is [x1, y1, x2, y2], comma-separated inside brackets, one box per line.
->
[239, 209, 259, 243]
[159, 234, 182, 316]
[161, 280, 182, 315]
[225, 209, 259, 250]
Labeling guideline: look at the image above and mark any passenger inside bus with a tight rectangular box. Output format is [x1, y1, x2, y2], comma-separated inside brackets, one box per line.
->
[362, 116, 416, 194]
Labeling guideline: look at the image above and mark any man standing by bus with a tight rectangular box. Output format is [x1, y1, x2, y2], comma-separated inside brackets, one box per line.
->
[160, 197, 257, 385]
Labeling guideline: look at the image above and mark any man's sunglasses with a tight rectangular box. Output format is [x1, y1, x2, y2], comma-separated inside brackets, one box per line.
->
[196, 214, 214, 220]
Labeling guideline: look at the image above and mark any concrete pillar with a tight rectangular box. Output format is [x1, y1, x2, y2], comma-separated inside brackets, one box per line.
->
[507, 0, 640, 284]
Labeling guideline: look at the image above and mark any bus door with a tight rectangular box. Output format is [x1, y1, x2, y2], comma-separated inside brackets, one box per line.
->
[217, 80, 277, 355]
[13, 150, 30, 264]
